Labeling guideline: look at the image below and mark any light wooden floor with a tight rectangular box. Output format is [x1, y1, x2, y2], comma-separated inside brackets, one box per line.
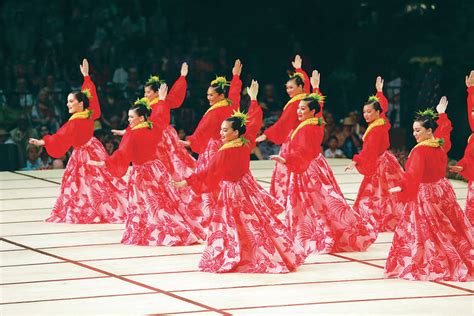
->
[1, 159, 472, 315]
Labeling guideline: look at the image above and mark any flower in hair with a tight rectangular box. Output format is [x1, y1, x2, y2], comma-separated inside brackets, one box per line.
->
[416, 108, 438, 119]
[134, 97, 152, 111]
[367, 95, 379, 103]
[289, 72, 305, 81]
[81, 88, 92, 99]
[231, 109, 249, 127]
[306, 92, 326, 103]
[146, 75, 165, 85]
[210, 76, 230, 89]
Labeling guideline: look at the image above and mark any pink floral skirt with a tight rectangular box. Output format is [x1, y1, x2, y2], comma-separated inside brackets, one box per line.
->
[121, 159, 206, 246]
[199, 172, 304, 273]
[465, 181, 474, 226]
[384, 178, 473, 281]
[156, 125, 196, 181]
[286, 154, 377, 257]
[353, 151, 405, 232]
[46, 137, 127, 224]
[270, 140, 290, 210]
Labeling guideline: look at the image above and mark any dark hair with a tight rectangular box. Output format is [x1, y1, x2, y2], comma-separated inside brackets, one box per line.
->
[328, 136, 338, 144]
[224, 117, 246, 136]
[302, 96, 321, 114]
[287, 75, 305, 88]
[145, 82, 159, 92]
[130, 103, 152, 120]
[70, 91, 90, 109]
[364, 100, 382, 113]
[414, 115, 438, 132]
[209, 83, 228, 95]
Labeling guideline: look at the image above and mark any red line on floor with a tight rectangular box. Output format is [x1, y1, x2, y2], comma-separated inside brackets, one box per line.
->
[329, 253, 474, 294]
[0, 237, 230, 315]
[166, 294, 474, 314]
[2, 228, 124, 238]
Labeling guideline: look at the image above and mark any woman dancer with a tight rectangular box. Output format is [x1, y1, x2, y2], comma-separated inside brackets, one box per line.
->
[29, 59, 127, 224]
[179, 59, 243, 226]
[114, 63, 195, 180]
[174, 81, 304, 273]
[345, 76, 405, 231]
[256, 55, 315, 208]
[387, 97, 473, 281]
[89, 84, 205, 246]
[450, 70, 474, 224]
[270, 90, 377, 257]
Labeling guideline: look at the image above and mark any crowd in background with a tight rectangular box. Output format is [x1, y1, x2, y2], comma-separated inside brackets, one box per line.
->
[2, 0, 468, 171]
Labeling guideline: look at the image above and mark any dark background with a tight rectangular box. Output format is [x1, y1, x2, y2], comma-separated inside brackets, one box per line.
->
[1, 0, 472, 163]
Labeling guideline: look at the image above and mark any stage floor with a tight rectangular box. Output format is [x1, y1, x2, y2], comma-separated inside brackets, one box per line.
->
[1, 159, 472, 315]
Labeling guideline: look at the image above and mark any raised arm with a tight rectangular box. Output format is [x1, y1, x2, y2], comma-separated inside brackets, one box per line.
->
[293, 55, 310, 94]
[244, 80, 263, 144]
[80, 59, 101, 120]
[375, 76, 388, 118]
[466, 71, 474, 131]
[166, 63, 188, 109]
[434, 96, 452, 153]
[228, 59, 243, 109]
[311, 70, 325, 117]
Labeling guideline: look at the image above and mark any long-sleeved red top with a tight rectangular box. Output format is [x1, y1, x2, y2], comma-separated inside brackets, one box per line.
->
[186, 100, 262, 194]
[43, 76, 101, 158]
[353, 91, 390, 176]
[186, 75, 242, 154]
[148, 76, 187, 126]
[281, 117, 324, 174]
[105, 101, 166, 178]
[263, 69, 324, 145]
[457, 86, 474, 180]
[397, 113, 452, 201]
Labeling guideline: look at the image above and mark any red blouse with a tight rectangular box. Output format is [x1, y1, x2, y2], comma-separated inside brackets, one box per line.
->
[186, 100, 262, 194]
[457, 86, 474, 180]
[186, 75, 242, 154]
[281, 119, 324, 174]
[149, 76, 187, 126]
[262, 68, 313, 145]
[397, 113, 452, 201]
[105, 101, 166, 178]
[353, 91, 390, 176]
[43, 76, 101, 158]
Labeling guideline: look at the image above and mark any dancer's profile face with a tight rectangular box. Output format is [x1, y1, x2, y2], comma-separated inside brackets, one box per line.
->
[128, 110, 144, 128]
[220, 121, 238, 142]
[67, 93, 84, 114]
[207, 87, 225, 106]
[412, 121, 432, 143]
[363, 104, 380, 123]
[144, 86, 159, 101]
[297, 101, 315, 121]
[286, 79, 303, 98]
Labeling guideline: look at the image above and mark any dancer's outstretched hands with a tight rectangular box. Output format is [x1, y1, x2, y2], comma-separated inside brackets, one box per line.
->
[180, 62, 188, 77]
[292, 55, 302, 69]
[269, 155, 286, 164]
[436, 96, 448, 114]
[375, 76, 384, 92]
[465, 71, 474, 87]
[256, 134, 267, 142]
[171, 180, 188, 188]
[247, 80, 259, 101]
[232, 59, 242, 76]
[158, 83, 168, 100]
[178, 140, 191, 147]
[311, 70, 320, 89]
[344, 161, 356, 172]
[80, 59, 89, 77]
[449, 165, 464, 173]
[29, 138, 45, 146]
[111, 129, 126, 136]
[388, 186, 402, 193]
[87, 160, 105, 167]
